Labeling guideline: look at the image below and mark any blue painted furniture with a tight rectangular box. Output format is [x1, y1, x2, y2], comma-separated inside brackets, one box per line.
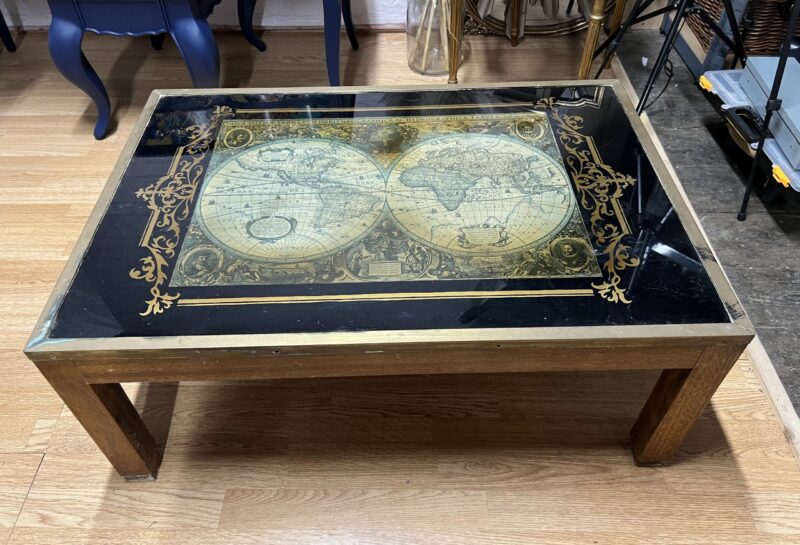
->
[239, 0, 358, 85]
[48, 0, 357, 139]
[48, 0, 223, 139]
[238, 0, 266, 51]
[322, 0, 358, 85]
[1, 9, 17, 52]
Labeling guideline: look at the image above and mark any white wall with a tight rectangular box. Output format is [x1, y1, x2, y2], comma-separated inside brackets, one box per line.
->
[0, 0, 406, 30]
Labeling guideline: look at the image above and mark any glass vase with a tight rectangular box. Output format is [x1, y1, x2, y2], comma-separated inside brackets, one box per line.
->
[406, 0, 452, 75]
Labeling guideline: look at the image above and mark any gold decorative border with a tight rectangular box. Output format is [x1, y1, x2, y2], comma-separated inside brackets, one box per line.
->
[178, 289, 594, 307]
[129, 106, 234, 316]
[534, 97, 640, 304]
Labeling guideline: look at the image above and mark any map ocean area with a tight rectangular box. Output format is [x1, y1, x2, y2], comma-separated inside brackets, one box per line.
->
[170, 113, 601, 288]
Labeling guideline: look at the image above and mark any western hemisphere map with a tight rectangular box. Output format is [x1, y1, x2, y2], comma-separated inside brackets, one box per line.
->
[170, 112, 601, 288]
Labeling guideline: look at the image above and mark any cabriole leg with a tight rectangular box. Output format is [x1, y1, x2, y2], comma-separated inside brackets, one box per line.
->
[237, 0, 267, 51]
[165, 2, 220, 88]
[342, 0, 359, 50]
[47, 3, 111, 139]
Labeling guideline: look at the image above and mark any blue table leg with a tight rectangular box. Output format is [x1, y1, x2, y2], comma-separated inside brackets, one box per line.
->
[323, 0, 342, 86]
[150, 33, 167, 51]
[48, 4, 111, 139]
[164, 2, 219, 87]
[0, 11, 16, 52]
[342, 0, 358, 50]
[237, 0, 267, 51]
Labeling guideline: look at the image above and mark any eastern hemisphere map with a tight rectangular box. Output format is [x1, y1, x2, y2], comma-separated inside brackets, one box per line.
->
[170, 113, 601, 288]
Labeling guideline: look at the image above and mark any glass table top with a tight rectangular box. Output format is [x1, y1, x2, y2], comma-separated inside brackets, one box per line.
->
[40, 83, 742, 340]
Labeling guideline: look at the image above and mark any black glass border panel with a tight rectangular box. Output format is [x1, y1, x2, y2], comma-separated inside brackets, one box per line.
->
[48, 85, 733, 339]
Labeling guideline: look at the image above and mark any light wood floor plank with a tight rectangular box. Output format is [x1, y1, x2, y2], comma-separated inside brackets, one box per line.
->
[0, 455, 42, 528]
[749, 493, 800, 535]
[0, 417, 47, 455]
[219, 488, 489, 529]
[9, 528, 800, 545]
[487, 487, 757, 534]
[433, 450, 667, 490]
[15, 487, 225, 529]
[284, 444, 439, 489]
[7, 529, 355, 545]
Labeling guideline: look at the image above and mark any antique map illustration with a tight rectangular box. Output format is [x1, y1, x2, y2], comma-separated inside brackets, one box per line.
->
[171, 113, 601, 287]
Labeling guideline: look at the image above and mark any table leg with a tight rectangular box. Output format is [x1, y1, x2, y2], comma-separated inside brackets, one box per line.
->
[322, 0, 342, 86]
[609, 0, 627, 36]
[36, 362, 162, 479]
[0, 11, 16, 52]
[578, 0, 606, 79]
[47, 4, 111, 139]
[509, 0, 521, 47]
[631, 343, 746, 464]
[447, 0, 464, 84]
[150, 34, 167, 51]
[342, 0, 359, 50]
[237, 0, 267, 52]
[164, 3, 220, 88]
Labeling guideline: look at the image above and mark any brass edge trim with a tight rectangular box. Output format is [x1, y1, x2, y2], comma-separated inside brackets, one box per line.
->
[178, 289, 594, 306]
[25, 90, 165, 352]
[27, 322, 756, 355]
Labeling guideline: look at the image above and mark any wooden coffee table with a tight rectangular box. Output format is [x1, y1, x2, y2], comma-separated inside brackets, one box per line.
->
[25, 82, 753, 480]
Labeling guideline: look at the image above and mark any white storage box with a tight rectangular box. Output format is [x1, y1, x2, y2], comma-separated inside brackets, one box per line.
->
[740, 56, 800, 170]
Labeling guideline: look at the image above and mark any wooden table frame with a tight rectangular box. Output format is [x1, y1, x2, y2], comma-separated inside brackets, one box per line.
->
[25, 81, 754, 480]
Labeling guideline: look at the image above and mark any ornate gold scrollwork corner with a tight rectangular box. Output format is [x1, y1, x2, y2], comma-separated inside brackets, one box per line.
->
[535, 99, 640, 304]
[534, 97, 558, 112]
[130, 105, 234, 316]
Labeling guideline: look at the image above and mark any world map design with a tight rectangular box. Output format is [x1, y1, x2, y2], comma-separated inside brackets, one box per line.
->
[171, 114, 601, 287]
[386, 134, 575, 256]
[196, 139, 386, 263]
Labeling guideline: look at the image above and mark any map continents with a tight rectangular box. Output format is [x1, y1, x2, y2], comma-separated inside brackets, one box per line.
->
[196, 139, 385, 263]
[386, 134, 576, 256]
[172, 114, 601, 287]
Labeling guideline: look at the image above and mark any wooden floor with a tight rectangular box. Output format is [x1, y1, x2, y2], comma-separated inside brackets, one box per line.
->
[1, 29, 799, 545]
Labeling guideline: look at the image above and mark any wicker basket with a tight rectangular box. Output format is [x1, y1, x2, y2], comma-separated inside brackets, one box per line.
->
[686, 0, 800, 56]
